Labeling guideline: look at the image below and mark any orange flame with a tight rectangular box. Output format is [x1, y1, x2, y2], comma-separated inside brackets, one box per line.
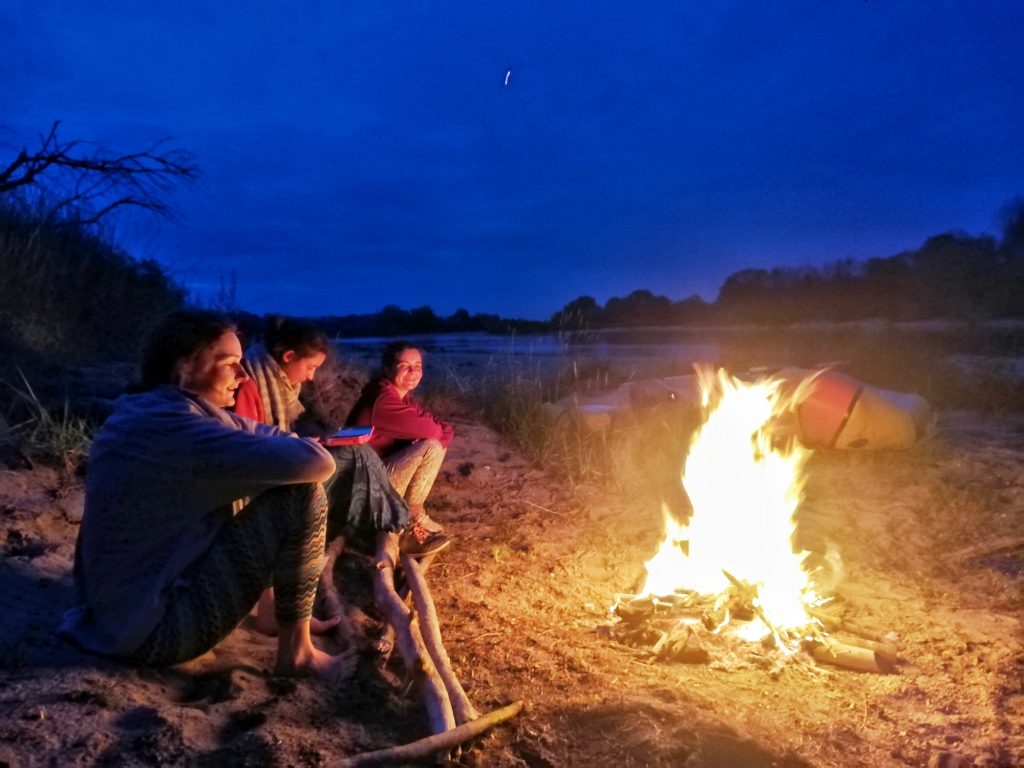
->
[639, 368, 819, 641]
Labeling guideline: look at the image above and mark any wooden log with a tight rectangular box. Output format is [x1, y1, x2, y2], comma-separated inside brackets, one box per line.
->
[402, 553, 480, 725]
[319, 535, 357, 647]
[373, 532, 455, 735]
[334, 700, 524, 768]
[805, 639, 897, 674]
[375, 550, 437, 661]
[832, 632, 900, 667]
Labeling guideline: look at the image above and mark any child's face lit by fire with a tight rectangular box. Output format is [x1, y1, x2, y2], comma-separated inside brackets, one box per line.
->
[280, 350, 327, 386]
[390, 348, 423, 397]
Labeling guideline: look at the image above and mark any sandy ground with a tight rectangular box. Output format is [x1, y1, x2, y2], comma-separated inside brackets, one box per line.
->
[1, 404, 1023, 767]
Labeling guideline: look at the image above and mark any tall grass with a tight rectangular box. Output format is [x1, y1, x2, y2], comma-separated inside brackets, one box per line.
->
[7, 370, 93, 471]
[436, 352, 699, 504]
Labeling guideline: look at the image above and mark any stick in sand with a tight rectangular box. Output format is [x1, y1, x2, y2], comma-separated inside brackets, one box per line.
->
[335, 700, 524, 768]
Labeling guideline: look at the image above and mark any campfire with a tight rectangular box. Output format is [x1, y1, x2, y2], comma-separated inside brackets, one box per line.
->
[608, 368, 899, 674]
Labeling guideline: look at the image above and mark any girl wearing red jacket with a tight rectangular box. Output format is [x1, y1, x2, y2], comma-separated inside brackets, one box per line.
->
[346, 341, 454, 551]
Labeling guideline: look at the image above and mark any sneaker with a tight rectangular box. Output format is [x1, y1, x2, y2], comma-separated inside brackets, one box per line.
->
[415, 511, 445, 534]
[399, 519, 451, 558]
[408, 503, 445, 534]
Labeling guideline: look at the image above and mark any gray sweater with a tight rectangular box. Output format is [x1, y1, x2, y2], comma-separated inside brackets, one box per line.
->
[59, 386, 335, 657]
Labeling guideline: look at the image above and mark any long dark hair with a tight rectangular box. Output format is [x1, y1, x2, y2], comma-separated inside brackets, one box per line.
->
[380, 340, 421, 379]
[264, 315, 331, 363]
[139, 310, 237, 391]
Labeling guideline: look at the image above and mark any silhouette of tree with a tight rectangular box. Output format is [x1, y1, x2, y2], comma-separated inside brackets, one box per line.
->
[551, 295, 601, 329]
[0, 121, 198, 226]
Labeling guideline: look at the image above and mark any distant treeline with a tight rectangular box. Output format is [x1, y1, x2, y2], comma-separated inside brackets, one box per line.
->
[552, 199, 1024, 329]
[231, 305, 548, 343]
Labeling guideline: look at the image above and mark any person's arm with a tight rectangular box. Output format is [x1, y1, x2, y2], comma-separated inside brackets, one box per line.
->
[371, 387, 454, 448]
[179, 414, 335, 506]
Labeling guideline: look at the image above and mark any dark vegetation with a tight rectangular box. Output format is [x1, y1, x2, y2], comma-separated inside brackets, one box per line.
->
[0, 123, 195, 461]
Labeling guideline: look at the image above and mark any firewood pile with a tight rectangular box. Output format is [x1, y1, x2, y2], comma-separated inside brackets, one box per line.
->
[606, 581, 901, 675]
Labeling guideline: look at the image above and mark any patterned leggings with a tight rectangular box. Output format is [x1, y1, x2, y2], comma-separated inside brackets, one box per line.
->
[131, 482, 327, 666]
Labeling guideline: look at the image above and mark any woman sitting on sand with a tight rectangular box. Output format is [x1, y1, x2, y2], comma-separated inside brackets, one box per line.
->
[59, 310, 350, 677]
[346, 341, 454, 544]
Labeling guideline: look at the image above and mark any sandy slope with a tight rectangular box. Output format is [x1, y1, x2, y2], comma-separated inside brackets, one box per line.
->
[1, 410, 1022, 767]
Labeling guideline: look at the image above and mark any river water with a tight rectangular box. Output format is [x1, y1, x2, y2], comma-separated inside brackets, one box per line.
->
[333, 321, 1024, 401]
[335, 328, 723, 379]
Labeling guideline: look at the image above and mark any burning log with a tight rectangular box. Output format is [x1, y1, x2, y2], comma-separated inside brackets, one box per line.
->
[336, 700, 524, 768]
[651, 623, 711, 664]
[808, 608, 894, 645]
[372, 532, 455, 735]
[610, 592, 902, 673]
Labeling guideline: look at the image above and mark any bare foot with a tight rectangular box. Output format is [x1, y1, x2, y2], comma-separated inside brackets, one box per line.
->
[254, 614, 341, 637]
[275, 645, 357, 682]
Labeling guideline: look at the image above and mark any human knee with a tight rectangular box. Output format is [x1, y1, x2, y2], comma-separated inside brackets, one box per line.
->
[259, 482, 328, 530]
[421, 439, 445, 458]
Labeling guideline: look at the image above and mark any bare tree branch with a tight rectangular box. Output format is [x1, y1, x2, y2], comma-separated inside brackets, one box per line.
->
[0, 120, 198, 226]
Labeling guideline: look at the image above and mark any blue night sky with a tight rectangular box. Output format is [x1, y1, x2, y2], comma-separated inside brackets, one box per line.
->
[2, 1, 1023, 320]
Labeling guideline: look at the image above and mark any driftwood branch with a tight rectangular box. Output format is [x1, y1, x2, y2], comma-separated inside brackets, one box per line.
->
[375, 550, 436, 660]
[319, 535, 358, 647]
[373, 532, 455, 735]
[334, 700, 524, 768]
[402, 553, 480, 724]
